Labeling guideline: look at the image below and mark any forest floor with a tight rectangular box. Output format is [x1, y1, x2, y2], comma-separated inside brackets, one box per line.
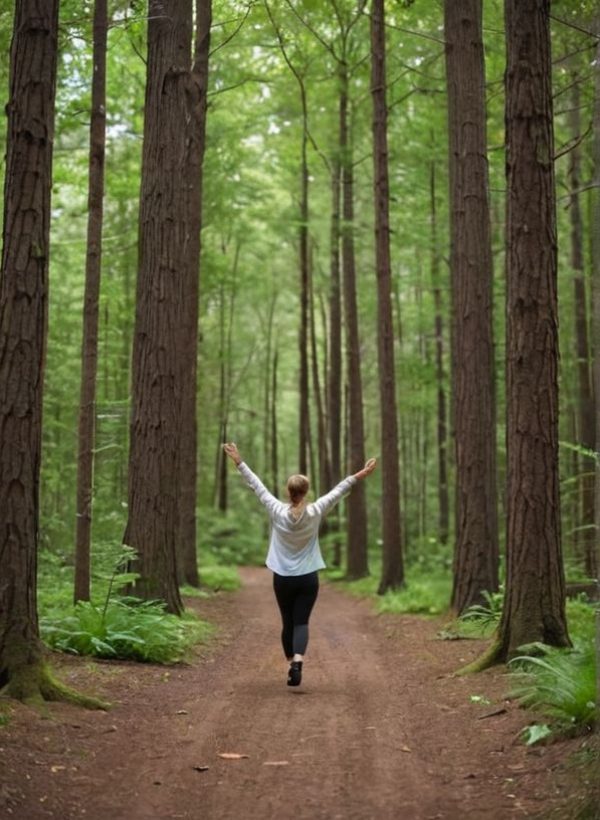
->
[0, 566, 598, 820]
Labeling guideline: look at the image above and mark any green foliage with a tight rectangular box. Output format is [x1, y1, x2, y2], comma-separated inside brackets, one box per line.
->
[521, 724, 552, 746]
[376, 572, 451, 615]
[508, 600, 597, 740]
[199, 564, 241, 591]
[41, 598, 213, 664]
[198, 507, 267, 566]
[181, 565, 241, 598]
[509, 643, 596, 735]
[330, 566, 451, 616]
[458, 589, 504, 634]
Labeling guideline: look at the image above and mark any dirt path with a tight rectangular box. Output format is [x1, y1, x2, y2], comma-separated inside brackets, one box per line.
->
[0, 568, 589, 819]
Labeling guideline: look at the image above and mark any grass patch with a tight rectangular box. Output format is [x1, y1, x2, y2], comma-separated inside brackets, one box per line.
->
[181, 565, 241, 599]
[325, 566, 451, 616]
[200, 564, 241, 592]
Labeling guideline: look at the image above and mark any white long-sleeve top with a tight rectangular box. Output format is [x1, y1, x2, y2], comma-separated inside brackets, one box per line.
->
[237, 462, 357, 576]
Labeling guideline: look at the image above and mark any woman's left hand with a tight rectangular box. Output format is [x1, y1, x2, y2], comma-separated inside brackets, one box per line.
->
[354, 457, 377, 480]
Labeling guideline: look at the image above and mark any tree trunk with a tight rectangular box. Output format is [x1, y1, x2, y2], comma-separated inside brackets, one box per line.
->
[371, 0, 403, 594]
[498, 0, 570, 657]
[310, 265, 331, 497]
[271, 348, 279, 496]
[340, 66, 369, 580]
[263, 294, 276, 483]
[568, 78, 596, 580]
[74, 0, 108, 604]
[123, 0, 197, 615]
[444, 0, 499, 614]
[328, 150, 343, 566]
[298, 88, 310, 477]
[0, 0, 62, 698]
[175, 0, 212, 588]
[592, 26, 600, 693]
[430, 160, 449, 545]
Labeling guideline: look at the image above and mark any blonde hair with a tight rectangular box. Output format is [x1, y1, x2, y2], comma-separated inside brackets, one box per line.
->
[286, 474, 309, 514]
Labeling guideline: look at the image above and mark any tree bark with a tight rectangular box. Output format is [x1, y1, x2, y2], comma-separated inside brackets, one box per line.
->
[591, 25, 600, 698]
[0, 0, 60, 696]
[340, 66, 369, 580]
[328, 148, 343, 566]
[74, 0, 108, 603]
[298, 97, 310, 477]
[175, 0, 212, 588]
[429, 160, 449, 546]
[444, 0, 499, 614]
[371, 0, 404, 594]
[271, 348, 279, 496]
[310, 265, 331, 496]
[498, 0, 570, 657]
[568, 78, 596, 580]
[123, 0, 197, 615]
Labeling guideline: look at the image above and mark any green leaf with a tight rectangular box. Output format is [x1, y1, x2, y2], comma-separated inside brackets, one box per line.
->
[521, 724, 552, 746]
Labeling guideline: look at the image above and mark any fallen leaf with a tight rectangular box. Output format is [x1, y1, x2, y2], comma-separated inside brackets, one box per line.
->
[263, 761, 289, 766]
[175, 710, 188, 715]
[50, 765, 66, 773]
[218, 752, 249, 760]
[400, 745, 412, 753]
[193, 765, 210, 772]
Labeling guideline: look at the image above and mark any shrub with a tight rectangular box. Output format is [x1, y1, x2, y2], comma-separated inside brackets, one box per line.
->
[509, 641, 597, 738]
[41, 598, 213, 664]
[457, 589, 504, 635]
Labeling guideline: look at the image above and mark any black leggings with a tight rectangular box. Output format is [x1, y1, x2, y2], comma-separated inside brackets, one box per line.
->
[272, 571, 319, 658]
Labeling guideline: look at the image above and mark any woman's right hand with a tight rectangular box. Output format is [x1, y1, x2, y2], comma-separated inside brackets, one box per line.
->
[223, 442, 242, 466]
[354, 457, 377, 480]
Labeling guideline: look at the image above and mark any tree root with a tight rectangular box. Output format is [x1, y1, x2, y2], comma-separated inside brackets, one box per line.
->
[454, 637, 504, 676]
[2, 663, 109, 710]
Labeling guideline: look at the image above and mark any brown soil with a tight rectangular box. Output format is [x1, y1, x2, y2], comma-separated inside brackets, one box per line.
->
[0, 567, 595, 819]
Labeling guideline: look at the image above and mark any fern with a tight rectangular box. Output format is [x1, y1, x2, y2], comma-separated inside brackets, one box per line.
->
[41, 598, 213, 664]
[509, 641, 596, 733]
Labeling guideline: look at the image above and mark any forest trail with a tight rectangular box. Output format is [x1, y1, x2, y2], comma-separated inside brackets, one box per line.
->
[1, 568, 584, 820]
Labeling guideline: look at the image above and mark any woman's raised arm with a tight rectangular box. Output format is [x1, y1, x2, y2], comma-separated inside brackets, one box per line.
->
[223, 442, 281, 515]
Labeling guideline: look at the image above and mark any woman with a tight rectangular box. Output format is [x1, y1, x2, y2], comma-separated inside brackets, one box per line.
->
[223, 442, 377, 687]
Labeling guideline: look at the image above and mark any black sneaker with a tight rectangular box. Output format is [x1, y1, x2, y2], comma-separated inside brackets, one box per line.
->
[287, 661, 302, 687]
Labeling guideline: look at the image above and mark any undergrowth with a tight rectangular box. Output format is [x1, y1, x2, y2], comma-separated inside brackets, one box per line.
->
[41, 598, 214, 663]
[326, 565, 452, 616]
[38, 547, 231, 664]
[508, 598, 597, 743]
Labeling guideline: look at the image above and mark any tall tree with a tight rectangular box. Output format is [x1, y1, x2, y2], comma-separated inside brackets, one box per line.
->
[444, 0, 499, 614]
[74, 0, 108, 603]
[496, 0, 569, 659]
[339, 43, 369, 580]
[0, 0, 99, 703]
[266, 2, 311, 476]
[568, 77, 596, 580]
[123, 0, 197, 614]
[176, 0, 212, 588]
[592, 26, 600, 594]
[370, 0, 403, 594]
[430, 159, 449, 545]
